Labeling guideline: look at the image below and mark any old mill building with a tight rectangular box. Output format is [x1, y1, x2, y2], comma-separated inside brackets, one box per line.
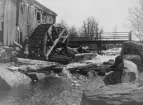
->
[0, 0, 57, 45]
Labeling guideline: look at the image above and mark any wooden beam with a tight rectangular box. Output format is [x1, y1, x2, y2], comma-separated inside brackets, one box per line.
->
[13, 41, 23, 49]
[46, 28, 66, 60]
[15, 57, 59, 66]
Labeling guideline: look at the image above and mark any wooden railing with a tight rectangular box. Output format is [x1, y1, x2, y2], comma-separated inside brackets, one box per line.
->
[68, 32, 132, 42]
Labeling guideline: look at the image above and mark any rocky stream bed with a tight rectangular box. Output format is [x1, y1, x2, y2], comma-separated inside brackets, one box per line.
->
[1, 41, 143, 105]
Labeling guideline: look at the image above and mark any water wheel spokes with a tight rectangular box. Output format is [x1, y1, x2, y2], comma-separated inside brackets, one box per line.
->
[45, 28, 67, 60]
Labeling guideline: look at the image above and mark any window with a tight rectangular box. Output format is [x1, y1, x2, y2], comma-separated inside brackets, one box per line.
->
[37, 11, 41, 21]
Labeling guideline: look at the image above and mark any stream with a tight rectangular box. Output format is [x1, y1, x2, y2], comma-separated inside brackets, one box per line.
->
[1, 49, 143, 105]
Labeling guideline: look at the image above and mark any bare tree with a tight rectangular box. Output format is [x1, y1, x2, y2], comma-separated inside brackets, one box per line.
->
[69, 26, 78, 38]
[128, 0, 143, 42]
[80, 17, 103, 40]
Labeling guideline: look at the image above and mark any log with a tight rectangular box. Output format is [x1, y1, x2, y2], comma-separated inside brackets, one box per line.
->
[13, 58, 63, 73]
[15, 57, 59, 66]
[48, 54, 71, 65]
[67, 62, 111, 77]
[72, 53, 97, 62]
[13, 41, 23, 50]
[68, 63, 98, 71]
[8, 64, 63, 74]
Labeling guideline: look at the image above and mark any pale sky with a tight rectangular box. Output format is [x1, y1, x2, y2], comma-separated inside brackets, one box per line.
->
[37, 0, 137, 32]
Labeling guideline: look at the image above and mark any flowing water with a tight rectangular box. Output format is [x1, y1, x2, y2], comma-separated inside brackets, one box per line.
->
[1, 52, 143, 105]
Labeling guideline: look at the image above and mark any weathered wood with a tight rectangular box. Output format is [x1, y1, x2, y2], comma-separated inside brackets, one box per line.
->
[16, 57, 57, 65]
[15, 58, 61, 72]
[72, 53, 97, 62]
[48, 54, 70, 65]
[13, 41, 23, 49]
[62, 35, 68, 43]
[67, 63, 98, 72]
[46, 28, 66, 59]
[67, 61, 111, 76]
[9, 58, 63, 74]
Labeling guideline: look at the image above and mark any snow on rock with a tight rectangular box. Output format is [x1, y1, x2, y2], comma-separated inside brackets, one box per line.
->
[0, 67, 31, 89]
[123, 54, 143, 72]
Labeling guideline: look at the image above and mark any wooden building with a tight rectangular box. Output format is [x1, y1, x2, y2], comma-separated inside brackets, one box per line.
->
[0, 0, 57, 45]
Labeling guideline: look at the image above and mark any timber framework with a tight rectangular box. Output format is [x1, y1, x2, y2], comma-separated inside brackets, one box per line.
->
[0, 0, 57, 45]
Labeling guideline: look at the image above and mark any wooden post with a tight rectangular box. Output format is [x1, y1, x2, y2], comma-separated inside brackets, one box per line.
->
[97, 44, 101, 54]
[129, 31, 132, 41]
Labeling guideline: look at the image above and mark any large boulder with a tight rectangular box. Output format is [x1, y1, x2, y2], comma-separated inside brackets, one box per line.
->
[123, 54, 143, 72]
[121, 41, 143, 62]
[121, 41, 143, 72]
[121, 59, 138, 83]
[0, 67, 31, 89]
[103, 56, 139, 85]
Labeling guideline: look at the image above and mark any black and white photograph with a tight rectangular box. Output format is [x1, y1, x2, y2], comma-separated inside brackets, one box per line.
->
[0, 0, 143, 105]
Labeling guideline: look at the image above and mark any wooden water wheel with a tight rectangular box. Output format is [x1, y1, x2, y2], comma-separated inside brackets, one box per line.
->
[28, 24, 68, 61]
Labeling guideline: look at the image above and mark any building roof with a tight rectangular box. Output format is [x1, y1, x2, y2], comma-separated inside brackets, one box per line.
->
[24, 0, 57, 16]
[34, 0, 57, 16]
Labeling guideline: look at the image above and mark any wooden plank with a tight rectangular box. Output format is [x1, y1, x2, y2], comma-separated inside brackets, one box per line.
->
[46, 28, 66, 59]
[11, 0, 17, 45]
[16, 57, 59, 66]
[11, 58, 63, 74]
[13, 41, 23, 49]
[103, 32, 129, 33]
[62, 34, 68, 43]
[101, 37, 129, 39]
[106, 35, 129, 36]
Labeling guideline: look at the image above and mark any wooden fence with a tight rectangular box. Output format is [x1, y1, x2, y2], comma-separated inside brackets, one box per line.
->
[68, 32, 132, 42]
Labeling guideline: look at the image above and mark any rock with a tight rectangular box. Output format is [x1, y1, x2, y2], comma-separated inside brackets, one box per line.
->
[122, 72, 136, 83]
[103, 59, 114, 65]
[0, 47, 18, 62]
[123, 54, 143, 72]
[52, 66, 63, 74]
[0, 67, 31, 88]
[97, 64, 110, 74]
[103, 70, 122, 85]
[103, 57, 139, 85]
[67, 47, 79, 54]
[121, 59, 139, 82]
[121, 41, 143, 62]
[36, 73, 46, 80]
